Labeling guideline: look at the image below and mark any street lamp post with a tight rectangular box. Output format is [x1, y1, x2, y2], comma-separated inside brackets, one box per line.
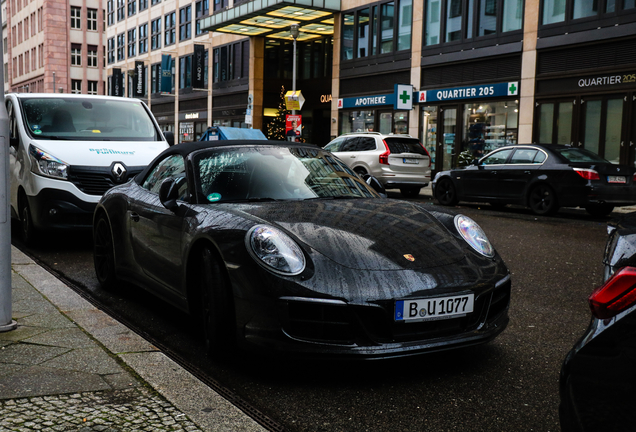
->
[290, 24, 299, 116]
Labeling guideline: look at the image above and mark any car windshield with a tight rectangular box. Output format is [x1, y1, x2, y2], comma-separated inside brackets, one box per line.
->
[19, 97, 160, 141]
[194, 146, 380, 203]
[553, 148, 609, 164]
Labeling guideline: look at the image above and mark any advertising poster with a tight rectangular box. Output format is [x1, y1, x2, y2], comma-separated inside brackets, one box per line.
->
[285, 114, 302, 142]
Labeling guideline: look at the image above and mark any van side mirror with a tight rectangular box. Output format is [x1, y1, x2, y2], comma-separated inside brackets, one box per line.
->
[159, 178, 179, 211]
[163, 131, 175, 146]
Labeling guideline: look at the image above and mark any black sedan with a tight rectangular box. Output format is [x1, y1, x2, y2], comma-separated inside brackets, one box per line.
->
[560, 213, 636, 431]
[432, 144, 636, 216]
[93, 140, 511, 359]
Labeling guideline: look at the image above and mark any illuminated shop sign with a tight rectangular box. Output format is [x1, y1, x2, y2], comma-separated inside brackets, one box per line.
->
[417, 82, 518, 103]
[337, 93, 395, 109]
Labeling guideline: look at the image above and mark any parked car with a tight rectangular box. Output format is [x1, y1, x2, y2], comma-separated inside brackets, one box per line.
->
[7, 93, 173, 244]
[560, 213, 636, 431]
[324, 132, 431, 198]
[432, 144, 636, 216]
[93, 140, 510, 359]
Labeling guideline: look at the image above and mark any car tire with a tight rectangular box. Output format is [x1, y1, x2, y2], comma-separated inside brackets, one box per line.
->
[93, 215, 118, 290]
[199, 246, 235, 357]
[19, 193, 36, 245]
[400, 187, 421, 198]
[435, 178, 458, 206]
[528, 184, 559, 216]
[585, 204, 615, 217]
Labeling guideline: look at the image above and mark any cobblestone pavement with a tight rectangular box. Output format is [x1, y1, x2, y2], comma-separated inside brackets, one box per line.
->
[0, 387, 203, 431]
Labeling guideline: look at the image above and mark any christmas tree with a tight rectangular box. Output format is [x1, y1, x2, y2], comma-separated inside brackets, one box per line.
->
[266, 86, 289, 141]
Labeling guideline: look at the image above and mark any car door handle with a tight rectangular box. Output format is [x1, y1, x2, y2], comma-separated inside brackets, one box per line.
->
[130, 212, 140, 222]
[524, 171, 531, 175]
[491, 171, 497, 175]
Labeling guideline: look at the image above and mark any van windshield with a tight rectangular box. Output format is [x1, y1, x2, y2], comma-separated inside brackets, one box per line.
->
[19, 97, 161, 141]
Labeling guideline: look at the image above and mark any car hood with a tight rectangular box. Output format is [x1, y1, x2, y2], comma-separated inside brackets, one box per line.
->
[29, 139, 169, 167]
[236, 199, 468, 271]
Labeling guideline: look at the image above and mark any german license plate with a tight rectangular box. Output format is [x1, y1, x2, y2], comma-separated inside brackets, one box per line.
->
[403, 158, 419, 164]
[395, 294, 474, 322]
[608, 176, 626, 184]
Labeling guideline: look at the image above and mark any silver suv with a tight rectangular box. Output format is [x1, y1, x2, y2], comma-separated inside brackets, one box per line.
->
[324, 132, 431, 197]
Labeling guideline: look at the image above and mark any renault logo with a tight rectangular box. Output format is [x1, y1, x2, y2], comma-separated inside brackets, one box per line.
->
[112, 163, 127, 182]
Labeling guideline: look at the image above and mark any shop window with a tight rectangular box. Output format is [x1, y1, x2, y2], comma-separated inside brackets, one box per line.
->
[425, 0, 523, 47]
[342, 0, 411, 61]
[537, 101, 573, 145]
[462, 101, 518, 159]
[339, 111, 376, 134]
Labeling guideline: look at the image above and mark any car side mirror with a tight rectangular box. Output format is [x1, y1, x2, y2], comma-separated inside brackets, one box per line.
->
[163, 131, 175, 146]
[365, 175, 387, 198]
[159, 177, 179, 211]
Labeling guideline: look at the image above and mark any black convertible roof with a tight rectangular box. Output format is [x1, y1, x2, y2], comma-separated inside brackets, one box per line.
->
[135, 139, 321, 183]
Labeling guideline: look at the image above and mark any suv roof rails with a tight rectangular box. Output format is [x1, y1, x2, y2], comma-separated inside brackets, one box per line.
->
[341, 132, 414, 138]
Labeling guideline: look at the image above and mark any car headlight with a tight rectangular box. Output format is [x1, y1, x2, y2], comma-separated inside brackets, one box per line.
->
[454, 214, 495, 258]
[247, 225, 306, 275]
[29, 145, 68, 180]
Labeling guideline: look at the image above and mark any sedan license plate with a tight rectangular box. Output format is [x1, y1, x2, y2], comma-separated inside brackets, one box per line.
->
[395, 294, 474, 322]
[608, 176, 626, 184]
[403, 158, 419, 164]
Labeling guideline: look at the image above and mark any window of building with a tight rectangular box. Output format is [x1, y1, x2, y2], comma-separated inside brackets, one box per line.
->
[31, 48, 36, 71]
[164, 12, 176, 46]
[88, 81, 98, 95]
[128, 28, 136, 57]
[151, 63, 161, 93]
[151, 18, 161, 50]
[108, 37, 115, 64]
[31, 13, 36, 36]
[139, 23, 148, 54]
[88, 45, 98, 67]
[72, 80, 82, 94]
[342, 0, 412, 60]
[179, 55, 192, 89]
[18, 22, 22, 44]
[179, 6, 191, 41]
[25, 53, 29, 73]
[264, 38, 330, 80]
[424, 0, 523, 47]
[24, 17, 29, 40]
[139, 0, 148, 11]
[71, 6, 81, 29]
[214, 0, 228, 13]
[117, 33, 125, 61]
[195, 0, 209, 35]
[128, 0, 136, 17]
[71, 44, 82, 66]
[151, 0, 161, 6]
[87, 8, 98, 31]
[542, 0, 635, 27]
[107, 0, 114, 26]
[117, 0, 125, 21]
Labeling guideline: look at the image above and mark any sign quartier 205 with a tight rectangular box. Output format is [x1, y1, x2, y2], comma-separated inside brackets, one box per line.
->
[337, 82, 519, 109]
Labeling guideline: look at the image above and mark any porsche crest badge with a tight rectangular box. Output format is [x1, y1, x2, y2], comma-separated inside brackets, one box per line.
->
[403, 254, 415, 262]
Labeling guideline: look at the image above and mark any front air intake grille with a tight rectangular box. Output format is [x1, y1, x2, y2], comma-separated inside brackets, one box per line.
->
[67, 165, 144, 195]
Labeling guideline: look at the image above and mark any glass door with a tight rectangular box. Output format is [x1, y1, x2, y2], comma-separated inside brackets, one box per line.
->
[580, 95, 625, 164]
[440, 106, 457, 171]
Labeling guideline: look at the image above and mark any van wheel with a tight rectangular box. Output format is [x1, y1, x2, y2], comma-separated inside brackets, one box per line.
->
[19, 196, 36, 245]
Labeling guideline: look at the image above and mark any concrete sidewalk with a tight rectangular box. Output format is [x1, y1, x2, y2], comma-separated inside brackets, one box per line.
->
[0, 246, 266, 432]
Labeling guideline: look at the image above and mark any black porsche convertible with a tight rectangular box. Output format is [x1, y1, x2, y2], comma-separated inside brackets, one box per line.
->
[93, 140, 510, 359]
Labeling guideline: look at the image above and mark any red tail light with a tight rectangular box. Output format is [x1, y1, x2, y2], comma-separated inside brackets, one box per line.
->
[420, 143, 432, 167]
[589, 266, 636, 319]
[379, 140, 390, 165]
[573, 168, 600, 180]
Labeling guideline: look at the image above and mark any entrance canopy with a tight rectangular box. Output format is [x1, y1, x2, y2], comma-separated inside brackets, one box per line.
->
[199, 0, 340, 40]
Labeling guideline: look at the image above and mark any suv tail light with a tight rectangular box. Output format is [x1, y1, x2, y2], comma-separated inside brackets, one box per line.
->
[420, 143, 432, 167]
[379, 140, 390, 165]
[589, 266, 636, 319]
[573, 168, 600, 180]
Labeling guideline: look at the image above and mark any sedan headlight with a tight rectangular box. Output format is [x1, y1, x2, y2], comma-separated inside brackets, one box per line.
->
[247, 225, 306, 275]
[29, 145, 68, 180]
[454, 214, 495, 258]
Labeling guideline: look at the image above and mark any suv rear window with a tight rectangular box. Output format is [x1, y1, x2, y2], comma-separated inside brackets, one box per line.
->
[384, 138, 426, 155]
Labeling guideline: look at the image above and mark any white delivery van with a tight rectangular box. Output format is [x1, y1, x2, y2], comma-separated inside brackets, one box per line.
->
[6, 93, 174, 243]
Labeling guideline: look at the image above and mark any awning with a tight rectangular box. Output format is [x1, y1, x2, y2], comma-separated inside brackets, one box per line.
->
[199, 0, 340, 40]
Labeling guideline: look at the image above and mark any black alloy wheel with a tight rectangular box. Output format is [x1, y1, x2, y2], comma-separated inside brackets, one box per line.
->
[19, 194, 36, 245]
[435, 178, 459, 206]
[528, 184, 559, 216]
[93, 215, 118, 290]
[400, 187, 422, 198]
[585, 204, 615, 217]
[199, 246, 235, 357]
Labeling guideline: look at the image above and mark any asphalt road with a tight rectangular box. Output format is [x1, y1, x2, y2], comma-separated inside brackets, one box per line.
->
[11, 196, 612, 432]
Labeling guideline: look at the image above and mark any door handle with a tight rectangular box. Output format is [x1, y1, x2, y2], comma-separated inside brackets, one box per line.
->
[524, 171, 531, 175]
[130, 212, 140, 222]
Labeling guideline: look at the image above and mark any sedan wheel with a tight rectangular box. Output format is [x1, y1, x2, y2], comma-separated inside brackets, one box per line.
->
[435, 178, 458, 206]
[93, 216, 118, 290]
[528, 184, 559, 215]
[585, 204, 615, 217]
[199, 247, 235, 357]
